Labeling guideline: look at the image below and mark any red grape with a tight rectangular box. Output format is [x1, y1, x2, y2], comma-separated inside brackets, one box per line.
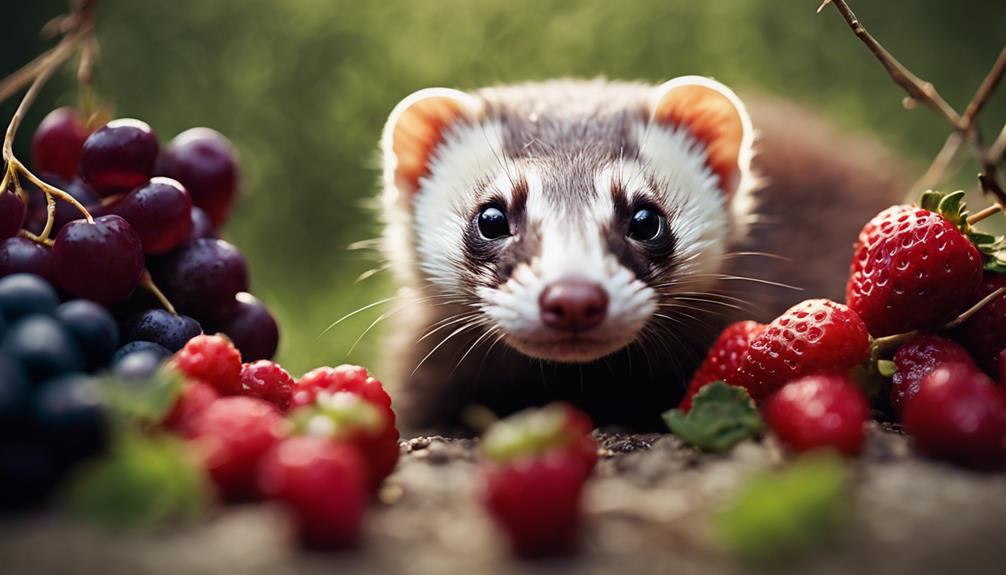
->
[155, 128, 240, 228]
[24, 177, 100, 236]
[0, 190, 26, 240]
[52, 215, 145, 305]
[31, 107, 89, 181]
[152, 238, 248, 320]
[188, 206, 215, 240]
[112, 177, 193, 254]
[217, 292, 279, 361]
[0, 237, 53, 281]
[79, 119, 159, 197]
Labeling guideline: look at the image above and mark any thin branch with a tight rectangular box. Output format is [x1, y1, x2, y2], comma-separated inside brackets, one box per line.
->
[960, 44, 1006, 130]
[911, 131, 965, 195]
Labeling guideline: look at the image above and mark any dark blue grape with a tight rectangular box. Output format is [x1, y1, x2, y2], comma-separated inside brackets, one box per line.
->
[2, 315, 85, 381]
[112, 340, 172, 365]
[32, 374, 107, 462]
[55, 300, 120, 370]
[0, 440, 61, 512]
[112, 349, 166, 381]
[0, 273, 59, 321]
[124, 308, 201, 352]
[0, 353, 29, 424]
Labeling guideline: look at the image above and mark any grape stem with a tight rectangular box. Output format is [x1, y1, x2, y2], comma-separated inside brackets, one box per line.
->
[141, 271, 178, 315]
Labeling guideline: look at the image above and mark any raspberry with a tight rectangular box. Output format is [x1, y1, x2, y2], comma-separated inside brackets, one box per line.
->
[174, 334, 242, 395]
[293, 364, 391, 410]
[681, 320, 764, 411]
[846, 205, 982, 337]
[480, 403, 597, 557]
[163, 380, 219, 434]
[258, 436, 367, 550]
[956, 272, 1006, 375]
[763, 373, 869, 456]
[184, 396, 285, 499]
[890, 334, 975, 414]
[903, 362, 1006, 470]
[240, 360, 294, 411]
[732, 299, 870, 400]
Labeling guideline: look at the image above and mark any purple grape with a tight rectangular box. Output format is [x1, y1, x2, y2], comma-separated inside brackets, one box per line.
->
[31, 107, 90, 181]
[0, 237, 53, 281]
[155, 128, 240, 228]
[217, 292, 279, 361]
[0, 190, 26, 240]
[24, 176, 100, 236]
[79, 119, 159, 197]
[152, 238, 248, 321]
[188, 206, 215, 240]
[52, 215, 145, 305]
[124, 308, 201, 352]
[112, 177, 193, 254]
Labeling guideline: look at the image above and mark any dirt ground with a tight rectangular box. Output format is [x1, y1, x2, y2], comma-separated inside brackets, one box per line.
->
[2, 425, 1005, 575]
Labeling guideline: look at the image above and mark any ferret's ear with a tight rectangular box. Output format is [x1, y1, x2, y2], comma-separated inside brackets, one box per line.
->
[649, 76, 753, 197]
[382, 87, 482, 207]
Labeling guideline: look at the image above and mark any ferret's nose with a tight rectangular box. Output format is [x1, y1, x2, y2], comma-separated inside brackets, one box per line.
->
[539, 279, 609, 333]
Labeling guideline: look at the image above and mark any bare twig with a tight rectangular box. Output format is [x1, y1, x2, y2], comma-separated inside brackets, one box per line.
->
[911, 131, 965, 195]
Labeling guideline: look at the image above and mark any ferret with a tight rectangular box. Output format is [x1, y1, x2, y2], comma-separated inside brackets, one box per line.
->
[378, 77, 909, 432]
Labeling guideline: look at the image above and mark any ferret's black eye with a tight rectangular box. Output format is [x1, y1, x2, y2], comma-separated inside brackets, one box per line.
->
[477, 205, 510, 240]
[627, 208, 666, 242]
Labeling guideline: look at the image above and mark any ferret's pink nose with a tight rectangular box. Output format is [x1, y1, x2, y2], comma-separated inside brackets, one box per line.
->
[539, 279, 608, 333]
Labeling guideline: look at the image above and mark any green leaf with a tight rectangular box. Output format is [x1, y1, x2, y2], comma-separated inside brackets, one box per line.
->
[919, 190, 944, 212]
[877, 359, 897, 378]
[96, 367, 185, 425]
[936, 190, 967, 224]
[968, 231, 1001, 245]
[662, 381, 763, 452]
[714, 451, 851, 561]
[64, 433, 212, 530]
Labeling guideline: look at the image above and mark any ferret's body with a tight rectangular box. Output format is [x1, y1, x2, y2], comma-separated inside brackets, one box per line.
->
[379, 79, 908, 432]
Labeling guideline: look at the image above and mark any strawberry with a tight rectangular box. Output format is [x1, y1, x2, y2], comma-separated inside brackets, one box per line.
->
[890, 334, 975, 414]
[173, 334, 242, 395]
[680, 320, 764, 411]
[903, 362, 1006, 470]
[763, 373, 869, 456]
[732, 299, 870, 401]
[480, 403, 596, 557]
[163, 379, 219, 434]
[288, 390, 399, 489]
[240, 360, 295, 411]
[258, 436, 368, 550]
[846, 204, 982, 337]
[183, 396, 285, 499]
[955, 272, 1006, 375]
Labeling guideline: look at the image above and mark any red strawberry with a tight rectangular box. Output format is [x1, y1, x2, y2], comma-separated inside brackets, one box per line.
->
[903, 362, 1006, 470]
[846, 205, 982, 337]
[763, 373, 869, 456]
[681, 320, 764, 411]
[956, 272, 1006, 375]
[258, 436, 367, 550]
[240, 360, 295, 411]
[163, 380, 219, 434]
[184, 396, 285, 499]
[890, 334, 975, 414]
[173, 334, 242, 395]
[288, 391, 399, 489]
[732, 299, 870, 401]
[480, 403, 596, 557]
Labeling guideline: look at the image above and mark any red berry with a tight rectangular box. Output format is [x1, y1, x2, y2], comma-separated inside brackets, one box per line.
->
[293, 364, 392, 411]
[155, 128, 240, 228]
[480, 403, 597, 557]
[163, 379, 219, 433]
[681, 320, 764, 411]
[890, 334, 975, 414]
[846, 205, 982, 337]
[732, 299, 870, 400]
[79, 119, 160, 196]
[31, 107, 89, 181]
[174, 334, 243, 395]
[903, 362, 1006, 470]
[0, 190, 26, 240]
[52, 215, 145, 305]
[258, 436, 367, 550]
[240, 360, 294, 411]
[112, 177, 193, 254]
[184, 396, 285, 499]
[763, 373, 869, 456]
[956, 272, 1006, 375]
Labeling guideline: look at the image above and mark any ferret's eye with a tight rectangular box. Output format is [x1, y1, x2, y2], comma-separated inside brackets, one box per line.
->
[477, 205, 510, 240]
[627, 208, 666, 242]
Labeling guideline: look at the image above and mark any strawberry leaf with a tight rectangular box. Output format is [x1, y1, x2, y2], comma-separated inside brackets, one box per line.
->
[96, 367, 185, 426]
[877, 359, 897, 378]
[936, 190, 968, 225]
[919, 190, 943, 213]
[663, 381, 763, 452]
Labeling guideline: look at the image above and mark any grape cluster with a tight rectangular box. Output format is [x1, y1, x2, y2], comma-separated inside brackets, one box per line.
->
[1, 107, 279, 362]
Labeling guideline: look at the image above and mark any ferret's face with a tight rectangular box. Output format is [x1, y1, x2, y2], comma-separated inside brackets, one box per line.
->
[383, 79, 753, 363]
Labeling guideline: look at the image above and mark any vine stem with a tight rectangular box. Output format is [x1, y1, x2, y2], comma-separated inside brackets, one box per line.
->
[141, 271, 178, 315]
[966, 204, 1003, 226]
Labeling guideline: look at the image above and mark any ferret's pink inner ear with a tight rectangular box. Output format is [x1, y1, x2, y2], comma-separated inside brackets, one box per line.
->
[388, 91, 477, 197]
[650, 81, 749, 196]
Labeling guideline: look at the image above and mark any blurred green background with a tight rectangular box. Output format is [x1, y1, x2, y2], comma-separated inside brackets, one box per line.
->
[4, 0, 1005, 378]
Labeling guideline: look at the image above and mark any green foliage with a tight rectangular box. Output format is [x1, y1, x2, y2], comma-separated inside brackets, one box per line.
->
[663, 381, 763, 452]
[715, 451, 851, 561]
[96, 367, 184, 426]
[64, 432, 212, 530]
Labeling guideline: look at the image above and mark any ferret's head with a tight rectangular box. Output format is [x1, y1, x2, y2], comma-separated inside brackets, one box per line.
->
[382, 78, 754, 363]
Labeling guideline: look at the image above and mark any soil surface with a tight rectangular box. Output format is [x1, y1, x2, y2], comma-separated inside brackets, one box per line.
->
[2, 425, 1005, 575]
